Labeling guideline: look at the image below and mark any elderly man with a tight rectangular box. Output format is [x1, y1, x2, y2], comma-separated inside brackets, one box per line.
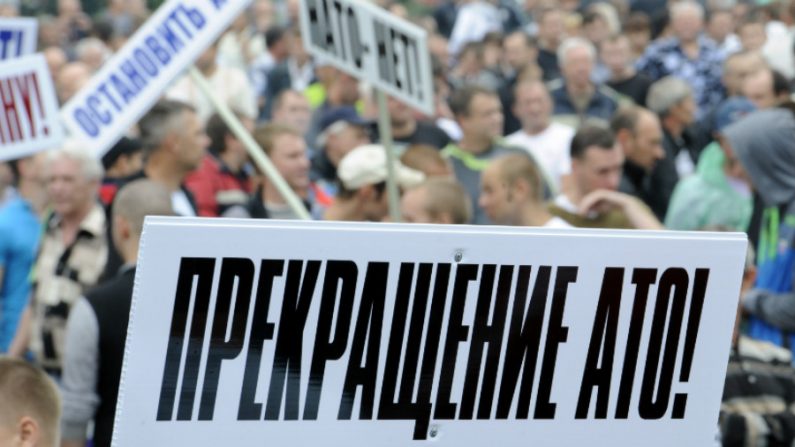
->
[8, 145, 108, 377]
[645, 76, 705, 220]
[636, 0, 725, 118]
[505, 79, 575, 192]
[548, 37, 621, 128]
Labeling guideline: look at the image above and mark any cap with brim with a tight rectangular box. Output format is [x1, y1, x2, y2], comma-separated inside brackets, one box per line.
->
[316, 106, 373, 148]
[338, 144, 425, 190]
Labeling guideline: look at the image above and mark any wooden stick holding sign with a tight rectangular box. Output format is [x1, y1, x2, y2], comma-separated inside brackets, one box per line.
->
[299, 0, 434, 222]
[187, 66, 311, 220]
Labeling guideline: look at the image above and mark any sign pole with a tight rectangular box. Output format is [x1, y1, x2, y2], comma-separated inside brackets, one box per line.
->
[376, 90, 402, 223]
[188, 66, 311, 220]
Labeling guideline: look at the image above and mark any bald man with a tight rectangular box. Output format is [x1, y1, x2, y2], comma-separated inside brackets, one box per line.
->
[61, 180, 173, 447]
[0, 357, 61, 447]
[479, 154, 572, 228]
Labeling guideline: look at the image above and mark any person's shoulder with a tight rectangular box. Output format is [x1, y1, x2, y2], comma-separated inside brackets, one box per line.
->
[86, 269, 136, 304]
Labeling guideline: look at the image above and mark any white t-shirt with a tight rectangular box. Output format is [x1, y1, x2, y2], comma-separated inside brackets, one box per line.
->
[505, 122, 575, 192]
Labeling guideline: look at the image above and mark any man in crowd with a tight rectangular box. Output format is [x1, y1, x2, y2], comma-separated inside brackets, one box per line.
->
[185, 112, 254, 217]
[270, 89, 313, 145]
[61, 179, 173, 447]
[136, 100, 210, 217]
[310, 107, 373, 197]
[98, 137, 143, 206]
[646, 76, 704, 220]
[548, 124, 662, 230]
[8, 145, 108, 377]
[480, 153, 572, 228]
[324, 145, 424, 222]
[536, 7, 565, 81]
[500, 30, 539, 135]
[601, 34, 653, 106]
[549, 37, 620, 127]
[505, 79, 575, 193]
[723, 107, 795, 349]
[742, 67, 791, 110]
[401, 178, 472, 225]
[385, 95, 451, 153]
[249, 123, 329, 219]
[443, 85, 531, 224]
[611, 106, 665, 210]
[636, 0, 726, 118]
[0, 357, 61, 447]
[0, 154, 48, 353]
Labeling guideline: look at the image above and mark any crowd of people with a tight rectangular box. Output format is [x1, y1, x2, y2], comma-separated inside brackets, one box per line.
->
[1, 0, 795, 445]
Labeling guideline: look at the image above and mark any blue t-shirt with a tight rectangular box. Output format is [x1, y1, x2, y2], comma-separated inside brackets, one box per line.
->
[0, 197, 40, 352]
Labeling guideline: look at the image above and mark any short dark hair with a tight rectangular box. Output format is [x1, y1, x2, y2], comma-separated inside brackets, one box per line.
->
[570, 124, 615, 159]
[506, 30, 537, 49]
[206, 111, 248, 155]
[272, 89, 302, 115]
[265, 25, 288, 50]
[138, 99, 195, 154]
[449, 85, 497, 118]
[772, 69, 791, 96]
[610, 106, 642, 135]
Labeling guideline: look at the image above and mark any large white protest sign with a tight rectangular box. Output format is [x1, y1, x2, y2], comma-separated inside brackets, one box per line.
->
[299, 0, 433, 114]
[0, 54, 64, 161]
[60, 0, 251, 157]
[0, 18, 37, 60]
[115, 218, 746, 446]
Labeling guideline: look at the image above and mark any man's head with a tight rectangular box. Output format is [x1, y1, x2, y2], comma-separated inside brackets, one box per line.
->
[512, 79, 553, 134]
[336, 144, 425, 221]
[449, 86, 503, 145]
[194, 43, 218, 72]
[401, 178, 472, 224]
[537, 7, 565, 49]
[111, 179, 174, 261]
[0, 357, 61, 447]
[387, 95, 416, 129]
[205, 111, 254, 169]
[46, 142, 103, 220]
[647, 76, 696, 127]
[265, 25, 291, 62]
[742, 68, 790, 109]
[670, 1, 705, 44]
[479, 154, 544, 225]
[611, 106, 664, 172]
[401, 145, 453, 178]
[253, 123, 311, 196]
[327, 71, 360, 106]
[570, 125, 624, 197]
[722, 50, 767, 97]
[738, 17, 767, 51]
[271, 90, 311, 135]
[138, 100, 209, 176]
[558, 37, 596, 91]
[55, 62, 90, 104]
[707, 8, 735, 44]
[317, 107, 372, 167]
[503, 31, 537, 73]
[600, 34, 632, 76]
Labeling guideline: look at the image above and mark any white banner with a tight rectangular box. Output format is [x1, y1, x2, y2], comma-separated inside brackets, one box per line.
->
[116, 219, 746, 446]
[299, 0, 434, 115]
[60, 0, 251, 157]
[0, 53, 64, 161]
[0, 18, 37, 60]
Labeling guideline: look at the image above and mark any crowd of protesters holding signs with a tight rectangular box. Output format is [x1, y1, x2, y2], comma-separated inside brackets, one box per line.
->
[1, 0, 795, 445]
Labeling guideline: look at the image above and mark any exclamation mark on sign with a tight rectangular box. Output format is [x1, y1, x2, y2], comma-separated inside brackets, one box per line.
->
[671, 268, 709, 419]
[28, 72, 48, 136]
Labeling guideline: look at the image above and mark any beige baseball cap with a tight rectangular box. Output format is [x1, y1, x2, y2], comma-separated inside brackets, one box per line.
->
[337, 144, 425, 190]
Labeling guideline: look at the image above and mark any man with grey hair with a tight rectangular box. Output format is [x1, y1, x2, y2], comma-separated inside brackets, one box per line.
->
[645, 76, 705, 220]
[8, 144, 108, 378]
[548, 36, 620, 128]
[636, 0, 725, 118]
[61, 180, 173, 447]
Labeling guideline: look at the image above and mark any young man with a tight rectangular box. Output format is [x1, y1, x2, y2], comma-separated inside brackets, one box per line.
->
[0, 358, 61, 447]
